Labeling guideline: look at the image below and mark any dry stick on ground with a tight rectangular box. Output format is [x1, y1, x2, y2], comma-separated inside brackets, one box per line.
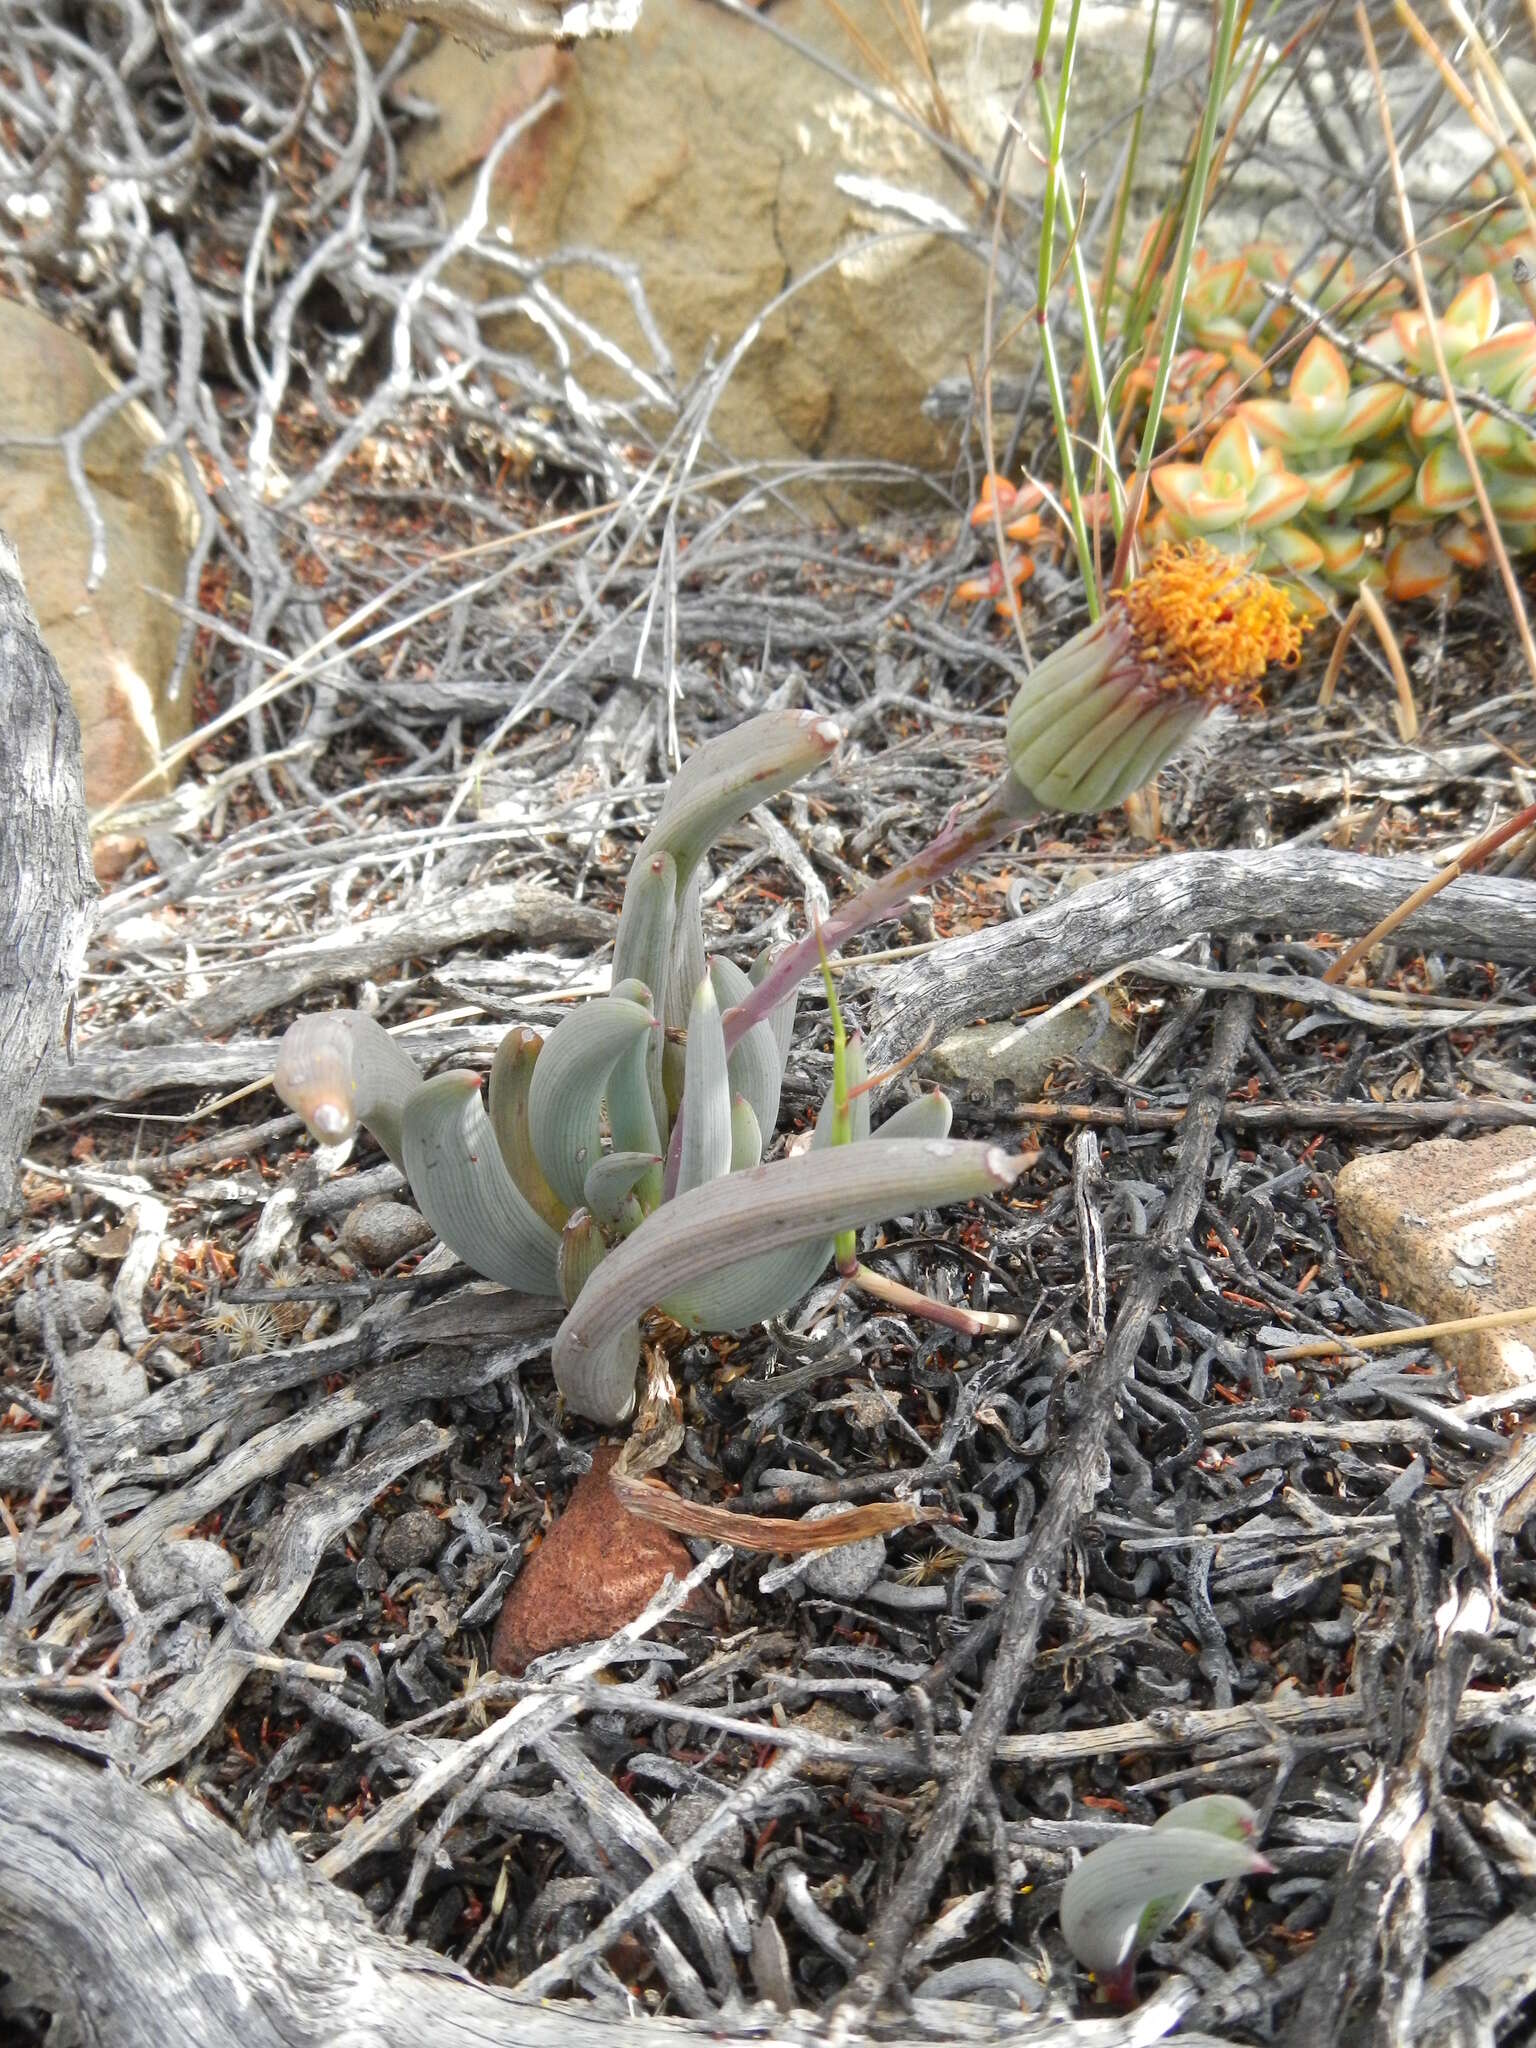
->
[1321, 796, 1536, 985]
[2, 1730, 1165, 2048]
[0, 533, 96, 1219]
[863, 847, 1536, 1081]
[837, 994, 1255, 2018]
[1281, 1432, 1536, 2047]
[119, 881, 614, 1045]
[1005, 1098, 1536, 1134]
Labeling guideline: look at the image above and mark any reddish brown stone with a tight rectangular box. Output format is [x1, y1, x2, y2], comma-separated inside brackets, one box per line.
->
[491, 1445, 712, 1673]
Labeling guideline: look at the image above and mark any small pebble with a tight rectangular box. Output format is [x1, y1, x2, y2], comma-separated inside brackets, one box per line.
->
[63, 1338, 149, 1419]
[802, 1502, 887, 1600]
[376, 1506, 447, 1575]
[13, 1278, 113, 1340]
[339, 1200, 434, 1268]
[661, 1788, 745, 1865]
[130, 1538, 232, 1610]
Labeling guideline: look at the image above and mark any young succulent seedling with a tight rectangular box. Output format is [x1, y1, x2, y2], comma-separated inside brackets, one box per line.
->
[276, 710, 1033, 1425]
[1059, 1795, 1273, 2004]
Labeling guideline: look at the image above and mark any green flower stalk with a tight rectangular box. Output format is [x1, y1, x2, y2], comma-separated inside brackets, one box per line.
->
[726, 541, 1305, 1050]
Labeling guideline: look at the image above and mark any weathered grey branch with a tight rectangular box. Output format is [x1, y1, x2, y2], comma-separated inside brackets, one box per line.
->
[865, 849, 1536, 1078]
[0, 1733, 1203, 2048]
[0, 532, 97, 1219]
[119, 881, 614, 1044]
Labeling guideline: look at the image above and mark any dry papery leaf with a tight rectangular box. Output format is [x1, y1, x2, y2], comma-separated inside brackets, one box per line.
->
[610, 1468, 943, 1554]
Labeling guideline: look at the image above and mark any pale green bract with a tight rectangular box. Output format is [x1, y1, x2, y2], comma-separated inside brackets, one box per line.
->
[274, 711, 1031, 1426]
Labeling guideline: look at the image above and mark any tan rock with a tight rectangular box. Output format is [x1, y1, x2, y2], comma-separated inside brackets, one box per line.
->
[400, 0, 1209, 497]
[1334, 1128, 1536, 1394]
[0, 299, 199, 816]
[491, 1443, 714, 1671]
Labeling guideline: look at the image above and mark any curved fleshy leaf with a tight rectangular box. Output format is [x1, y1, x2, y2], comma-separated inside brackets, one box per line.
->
[1060, 1820, 1269, 1996]
[612, 851, 677, 1133]
[556, 1137, 1028, 1417]
[605, 977, 663, 1202]
[559, 1318, 643, 1427]
[873, 1088, 954, 1142]
[528, 992, 656, 1210]
[584, 1150, 663, 1228]
[488, 1027, 569, 1233]
[400, 1072, 560, 1295]
[730, 1094, 764, 1172]
[712, 954, 788, 1141]
[749, 946, 800, 1104]
[677, 973, 733, 1196]
[641, 710, 842, 884]
[557, 1208, 606, 1308]
[274, 1011, 423, 1171]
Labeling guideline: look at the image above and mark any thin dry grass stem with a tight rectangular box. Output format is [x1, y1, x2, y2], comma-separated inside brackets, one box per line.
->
[849, 1262, 1024, 1337]
[1393, 0, 1536, 220]
[1032, 0, 1106, 616]
[889, 0, 960, 147]
[980, 84, 1034, 664]
[1361, 3, 1536, 697]
[1112, 0, 1244, 593]
[1271, 1301, 1536, 1361]
[90, 499, 617, 829]
[1441, 0, 1536, 223]
[1317, 598, 1363, 711]
[1355, 579, 1420, 740]
[1321, 796, 1536, 985]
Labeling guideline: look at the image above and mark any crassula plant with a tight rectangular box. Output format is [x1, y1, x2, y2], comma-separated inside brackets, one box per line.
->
[274, 543, 1304, 1428]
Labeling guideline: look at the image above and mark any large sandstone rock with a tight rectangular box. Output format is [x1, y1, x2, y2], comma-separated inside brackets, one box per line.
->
[400, 4, 1523, 494]
[400, 0, 1205, 489]
[0, 298, 199, 817]
[1335, 1127, 1536, 1395]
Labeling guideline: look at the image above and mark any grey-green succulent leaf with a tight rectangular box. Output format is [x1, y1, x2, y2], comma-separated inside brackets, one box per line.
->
[527, 991, 656, 1210]
[676, 973, 733, 1196]
[584, 1151, 663, 1229]
[873, 1088, 954, 1142]
[557, 1208, 607, 1308]
[611, 852, 677, 1132]
[605, 977, 664, 1186]
[558, 1317, 643, 1427]
[555, 1137, 1026, 1418]
[666, 868, 706, 1032]
[641, 709, 842, 885]
[400, 1072, 560, 1296]
[662, 1234, 836, 1333]
[730, 1093, 764, 1172]
[488, 1026, 569, 1233]
[749, 946, 799, 1102]
[1060, 1813, 1269, 1994]
[710, 954, 788, 1142]
[274, 1011, 423, 1172]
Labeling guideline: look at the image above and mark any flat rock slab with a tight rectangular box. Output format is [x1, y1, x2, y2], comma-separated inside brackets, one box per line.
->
[1335, 1127, 1536, 1394]
[926, 1010, 1132, 1100]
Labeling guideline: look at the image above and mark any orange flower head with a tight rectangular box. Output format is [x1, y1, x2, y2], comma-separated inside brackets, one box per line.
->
[1007, 541, 1307, 814]
[1118, 540, 1307, 708]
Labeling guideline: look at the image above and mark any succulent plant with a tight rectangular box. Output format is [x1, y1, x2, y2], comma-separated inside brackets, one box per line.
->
[275, 711, 1032, 1427]
[1060, 1795, 1272, 2004]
